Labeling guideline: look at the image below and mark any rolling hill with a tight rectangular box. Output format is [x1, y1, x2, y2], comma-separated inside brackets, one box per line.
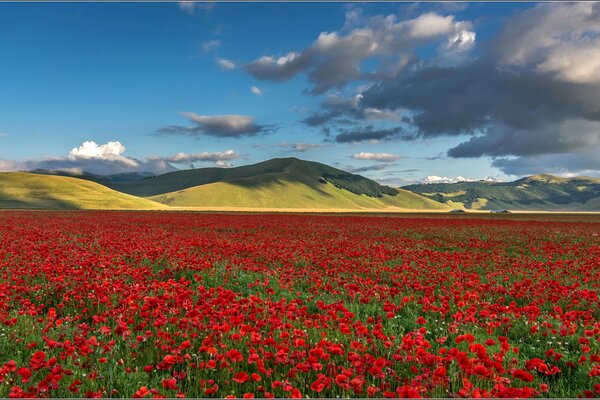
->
[403, 174, 600, 211]
[0, 172, 166, 210]
[3, 158, 449, 211]
[111, 158, 448, 210]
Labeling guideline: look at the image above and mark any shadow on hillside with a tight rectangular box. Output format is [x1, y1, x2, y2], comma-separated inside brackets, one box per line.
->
[225, 173, 335, 199]
[111, 158, 337, 199]
[0, 197, 80, 210]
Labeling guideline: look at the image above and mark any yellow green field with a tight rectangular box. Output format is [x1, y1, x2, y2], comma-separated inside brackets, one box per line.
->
[0, 173, 166, 210]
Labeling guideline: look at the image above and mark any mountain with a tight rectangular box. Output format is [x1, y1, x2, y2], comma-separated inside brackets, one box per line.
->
[29, 169, 155, 183]
[107, 158, 449, 210]
[0, 172, 166, 210]
[403, 174, 600, 211]
[2, 158, 448, 211]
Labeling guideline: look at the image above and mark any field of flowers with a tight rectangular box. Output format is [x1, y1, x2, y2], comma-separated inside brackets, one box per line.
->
[0, 211, 598, 398]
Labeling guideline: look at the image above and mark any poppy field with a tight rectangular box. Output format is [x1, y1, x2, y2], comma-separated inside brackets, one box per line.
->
[0, 211, 598, 398]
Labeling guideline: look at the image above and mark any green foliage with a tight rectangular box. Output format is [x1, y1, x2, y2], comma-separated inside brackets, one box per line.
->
[322, 173, 399, 198]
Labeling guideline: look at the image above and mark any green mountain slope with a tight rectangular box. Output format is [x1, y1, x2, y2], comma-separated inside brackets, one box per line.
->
[133, 158, 448, 210]
[403, 174, 600, 211]
[0, 172, 166, 210]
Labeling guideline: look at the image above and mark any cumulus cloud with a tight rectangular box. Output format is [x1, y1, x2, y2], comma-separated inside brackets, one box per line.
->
[494, 3, 600, 84]
[246, 52, 311, 82]
[246, 12, 475, 93]
[250, 86, 263, 96]
[157, 112, 276, 138]
[216, 58, 236, 71]
[0, 141, 177, 175]
[351, 152, 403, 162]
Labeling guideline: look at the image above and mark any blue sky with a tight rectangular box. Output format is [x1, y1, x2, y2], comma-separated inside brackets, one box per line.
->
[1, 2, 599, 184]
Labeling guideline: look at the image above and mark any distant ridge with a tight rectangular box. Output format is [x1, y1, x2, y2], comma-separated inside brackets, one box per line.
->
[403, 174, 600, 211]
[10, 159, 597, 211]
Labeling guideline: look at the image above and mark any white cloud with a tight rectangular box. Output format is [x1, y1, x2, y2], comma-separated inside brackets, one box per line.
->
[351, 152, 402, 162]
[422, 175, 474, 184]
[250, 86, 263, 96]
[0, 133, 8, 138]
[246, 11, 475, 92]
[202, 40, 220, 52]
[0, 141, 177, 175]
[0, 160, 18, 171]
[446, 29, 476, 51]
[406, 13, 458, 39]
[216, 58, 236, 71]
[155, 149, 240, 164]
[214, 160, 233, 168]
[495, 3, 600, 84]
[421, 175, 502, 184]
[178, 2, 215, 15]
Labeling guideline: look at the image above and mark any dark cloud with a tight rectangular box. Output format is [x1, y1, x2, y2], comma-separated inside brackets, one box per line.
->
[302, 111, 341, 127]
[302, 94, 403, 128]
[157, 113, 276, 138]
[356, 3, 600, 174]
[447, 120, 600, 158]
[492, 152, 600, 177]
[361, 60, 600, 139]
[333, 126, 411, 144]
[347, 163, 395, 173]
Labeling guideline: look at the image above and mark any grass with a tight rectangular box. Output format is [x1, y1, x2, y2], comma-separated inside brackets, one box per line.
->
[404, 174, 600, 211]
[0, 172, 166, 210]
[148, 159, 449, 210]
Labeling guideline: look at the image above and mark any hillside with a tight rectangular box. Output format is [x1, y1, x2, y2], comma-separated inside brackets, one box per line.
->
[0, 172, 166, 210]
[113, 158, 448, 210]
[403, 174, 600, 211]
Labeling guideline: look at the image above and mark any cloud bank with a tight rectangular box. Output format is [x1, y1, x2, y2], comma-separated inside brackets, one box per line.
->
[0, 141, 241, 175]
[244, 3, 600, 177]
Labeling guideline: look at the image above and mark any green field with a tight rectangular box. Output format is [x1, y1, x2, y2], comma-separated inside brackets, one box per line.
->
[147, 158, 448, 210]
[0, 172, 166, 210]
